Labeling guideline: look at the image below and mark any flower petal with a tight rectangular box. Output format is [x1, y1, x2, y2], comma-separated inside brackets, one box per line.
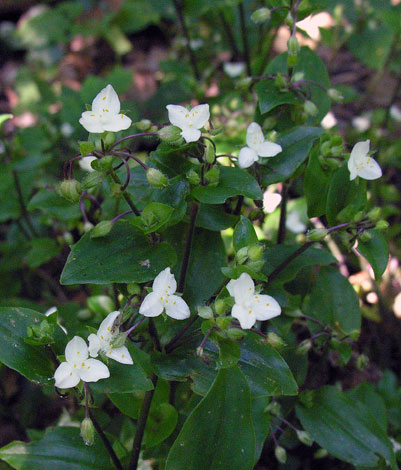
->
[103, 113, 132, 132]
[246, 122, 264, 150]
[152, 267, 177, 295]
[348, 156, 358, 181]
[139, 292, 164, 317]
[92, 84, 120, 115]
[78, 359, 110, 383]
[256, 141, 282, 158]
[65, 336, 88, 363]
[98, 311, 121, 339]
[349, 140, 370, 164]
[188, 104, 210, 129]
[180, 127, 202, 143]
[238, 147, 258, 168]
[166, 104, 189, 128]
[54, 362, 80, 389]
[88, 333, 101, 358]
[354, 157, 382, 180]
[252, 294, 281, 321]
[165, 295, 190, 320]
[79, 111, 104, 133]
[231, 303, 256, 329]
[79, 156, 97, 172]
[227, 272, 255, 301]
[106, 345, 133, 365]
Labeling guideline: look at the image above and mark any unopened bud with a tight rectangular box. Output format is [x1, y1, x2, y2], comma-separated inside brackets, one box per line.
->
[266, 332, 286, 349]
[216, 316, 231, 330]
[353, 211, 365, 223]
[367, 207, 381, 222]
[82, 171, 104, 190]
[304, 100, 318, 117]
[291, 71, 305, 82]
[204, 141, 215, 164]
[307, 228, 328, 242]
[246, 260, 264, 272]
[287, 52, 298, 67]
[146, 168, 168, 188]
[80, 417, 95, 446]
[287, 35, 300, 55]
[196, 346, 204, 357]
[264, 400, 281, 416]
[59, 179, 82, 203]
[236, 77, 253, 90]
[158, 125, 182, 144]
[205, 166, 220, 186]
[248, 244, 263, 261]
[296, 430, 313, 446]
[103, 131, 116, 146]
[348, 329, 360, 341]
[186, 169, 201, 185]
[251, 7, 271, 23]
[214, 299, 227, 316]
[83, 221, 94, 233]
[296, 339, 312, 355]
[275, 73, 287, 90]
[127, 283, 141, 295]
[284, 12, 294, 27]
[198, 305, 214, 319]
[330, 145, 343, 157]
[226, 328, 247, 340]
[356, 353, 369, 370]
[376, 220, 389, 231]
[314, 448, 328, 459]
[236, 246, 249, 264]
[111, 332, 128, 348]
[320, 141, 331, 156]
[135, 119, 152, 132]
[275, 446, 287, 464]
[91, 155, 114, 172]
[91, 220, 114, 238]
[328, 88, 343, 102]
[77, 308, 93, 320]
[359, 231, 372, 242]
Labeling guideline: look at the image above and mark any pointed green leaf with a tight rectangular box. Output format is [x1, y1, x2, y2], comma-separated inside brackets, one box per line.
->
[357, 229, 389, 280]
[233, 216, 258, 252]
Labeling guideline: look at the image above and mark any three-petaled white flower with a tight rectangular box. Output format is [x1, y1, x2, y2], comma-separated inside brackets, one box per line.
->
[227, 272, 281, 329]
[139, 267, 190, 320]
[88, 311, 133, 365]
[54, 336, 110, 389]
[79, 84, 132, 133]
[238, 122, 282, 169]
[347, 140, 382, 181]
[166, 104, 210, 143]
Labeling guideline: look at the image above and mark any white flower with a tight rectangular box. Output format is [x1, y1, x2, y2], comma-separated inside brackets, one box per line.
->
[348, 140, 382, 181]
[54, 336, 110, 389]
[79, 156, 96, 172]
[88, 311, 133, 365]
[139, 267, 190, 320]
[79, 84, 132, 133]
[166, 104, 210, 143]
[238, 122, 282, 169]
[223, 62, 245, 78]
[227, 272, 281, 329]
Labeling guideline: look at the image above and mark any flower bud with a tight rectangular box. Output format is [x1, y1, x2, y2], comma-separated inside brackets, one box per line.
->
[291, 71, 305, 82]
[158, 125, 182, 144]
[205, 166, 220, 186]
[248, 244, 264, 261]
[328, 88, 344, 102]
[330, 145, 343, 157]
[320, 141, 331, 156]
[353, 211, 365, 223]
[198, 305, 214, 319]
[80, 417, 95, 446]
[111, 332, 128, 348]
[287, 35, 300, 55]
[186, 169, 201, 185]
[314, 448, 328, 459]
[284, 12, 294, 27]
[226, 328, 247, 340]
[367, 207, 381, 222]
[236, 246, 249, 264]
[82, 171, 104, 190]
[83, 221, 94, 233]
[59, 179, 82, 203]
[196, 346, 204, 357]
[359, 231, 372, 242]
[90, 220, 114, 239]
[246, 260, 264, 272]
[77, 308, 93, 320]
[296, 430, 313, 446]
[266, 332, 286, 349]
[146, 168, 168, 188]
[127, 283, 141, 295]
[63, 232, 74, 245]
[251, 7, 271, 23]
[103, 131, 116, 146]
[214, 299, 227, 316]
[91, 155, 114, 172]
[135, 119, 152, 132]
[287, 53, 298, 67]
[376, 220, 389, 231]
[216, 316, 231, 330]
[348, 329, 360, 341]
[356, 353, 369, 370]
[296, 339, 312, 355]
[275, 73, 287, 90]
[204, 141, 215, 164]
[264, 400, 281, 416]
[307, 228, 328, 241]
[275, 446, 287, 464]
[304, 100, 318, 117]
[236, 77, 253, 90]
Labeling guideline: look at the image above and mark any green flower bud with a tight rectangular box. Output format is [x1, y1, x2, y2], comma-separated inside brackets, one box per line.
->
[111, 332, 128, 348]
[127, 283, 141, 295]
[80, 417, 95, 446]
[83, 221, 94, 233]
[262, 116, 277, 129]
[304, 100, 318, 117]
[376, 220, 389, 231]
[226, 328, 247, 340]
[103, 131, 116, 146]
[216, 316, 231, 330]
[367, 207, 381, 222]
[214, 299, 227, 316]
[287, 53, 298, 67]
[299, 390, 314, 408]
[59, 179, 82, 203]
[236, 246, 249, 265]
[353, 211, 365, 222]
[158, 125, 182, 144]
[307, 228, 329, 242]
[204, 141, 215, 164]
[266, 332, 286, 349]
[205, 166, 220, 186]
[248, 244, 263, 262]
[82, 171, 105, 190]
[77, 308, 93, 320]
[236, 77, 253, 90]
[264, 400, 281, 416]
[208, 126, 223, 136]
[251, 7, 271, 23]
[91, 155, 114, 172]
[356, 353, 369, 370]
[328, 88, 344, 102]
[291, 71, 305, 82]
[284, 12, 294, 27]
[359, 231, 372, 242]
[275, 446, 287, 464]
[110, 183, 122, 197]
[90, 220, 114, 239]
[246, 260, 264, 272]
[348, 329, 360, 341]
[135, 119, 152, 132]
[314, 448, 328, 459]
[198, 305, 214, 319]
[296, 430, 313, 446]
[330, 145, 343, 157]
[287, 35, 300, 55]
[146, 168, 168, 188]
[296, 339, 312, 355]
[275, 73, 287, 90]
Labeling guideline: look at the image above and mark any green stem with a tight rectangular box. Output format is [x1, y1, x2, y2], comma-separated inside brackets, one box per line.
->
[109, 169, 140, 216]
[12, 170, 38, 237]
[238, 2, 252, 76]
[269, 241, 313, 283]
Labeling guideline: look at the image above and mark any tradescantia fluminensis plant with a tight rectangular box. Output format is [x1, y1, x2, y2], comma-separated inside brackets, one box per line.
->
[0, 1, 399, 470]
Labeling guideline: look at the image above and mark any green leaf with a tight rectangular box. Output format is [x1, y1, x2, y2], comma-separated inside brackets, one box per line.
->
[296, 386, 397, 469]
[304, 151, 331, 217]
[108, 392, 142, 419]
[260, 127, 323, 186]
[192, 166, 262, 204]
[144, 403, 178, 447]
[326, 164, 367, 226]
[255, 82, 299, 115]
[0, 427, 114, 470]
[79, 141, 95, 157]
[131, 202, 174, 234]
[221, 266, 267, 282]
[28, 189, 81, 221]
[357, 229, 389, 280]
[252, 396, 271, 462]
[0, 114, 13, 128]
[26, 238, 61, 268]
[305, 266, 360, 336]
[262, 244, 336, 284]
[60, 221, 177, 285]
[233, 216, 258, 252]
[196, 204, 238, 231]
[0, 307, 56, 385]
[166, 366, 255, 470]
[150, 177, 189, 226]
[216, 338, 241, 369]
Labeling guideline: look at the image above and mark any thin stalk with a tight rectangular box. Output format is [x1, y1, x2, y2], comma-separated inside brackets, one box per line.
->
[268, 241, 313, 283]
[12, 170, 38, 237]
[171, 0, 200, 80]
[178, 203, 199, 293]
[109, 169, 140, 216]
[109, 132, 158, 152]
[112, 150, 149, 171]
[277, 183, 288, 244]
[165, 315, 199, 353]
[238, 2, 252, 76]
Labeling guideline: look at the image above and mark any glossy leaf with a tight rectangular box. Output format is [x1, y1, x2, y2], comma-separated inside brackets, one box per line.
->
[144, 403, 178, 447]
[131, 202, 174, 234]
[255, 83, 299, 115]
[196, 204, 238, 231]
[27, 189, 81, 221]
[60, 221, 177, 285]
[233, 216, 258, 252]
[26, 238, 61, 268]
[304, 150, 331, 217]
[166, 366, 255, 470]
[357, 229, 389, 280]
